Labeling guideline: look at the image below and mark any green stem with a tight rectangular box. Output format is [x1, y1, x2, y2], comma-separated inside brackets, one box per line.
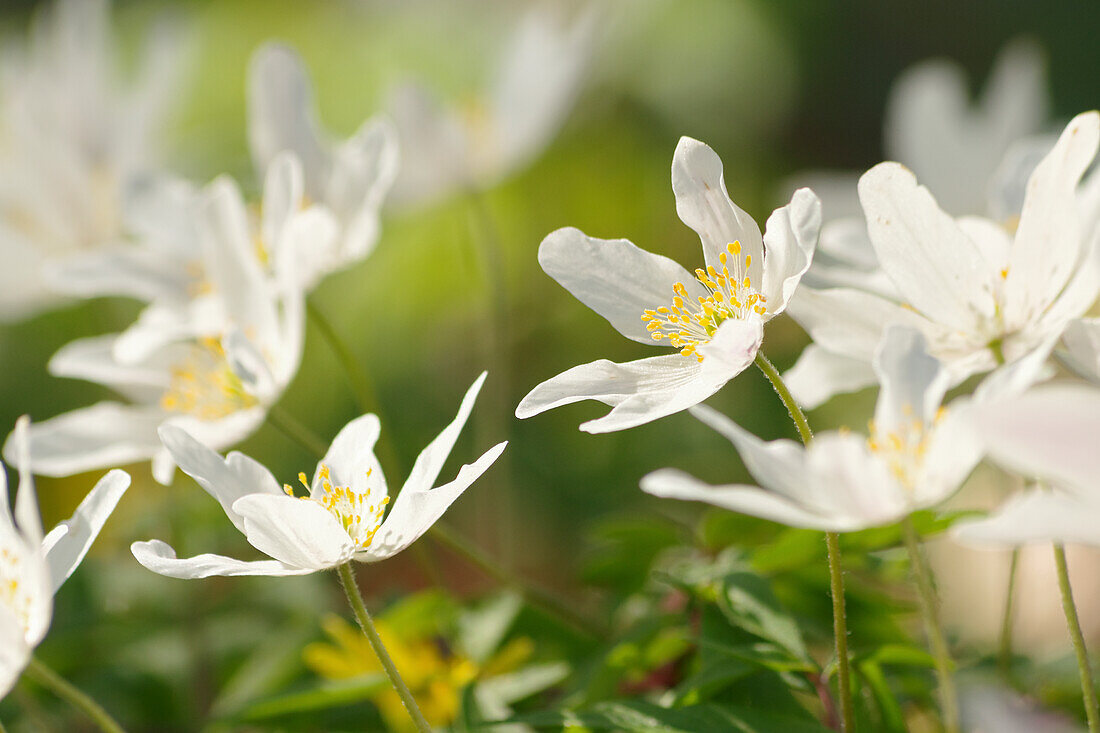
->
[754, 352, 853, 732]
[998, 547, 1020, 679]
[754, 353, 813, 444]
[266, 404, 329, 458]
[429, 522, 607, 640]
[901, 519, 959, 733]
[336, 564, 431, 733]
[23, 657, 125, 733]
[1053, 544, 1100, 732]
[267, 403, 604, 639]
[306, 299, 380, 416]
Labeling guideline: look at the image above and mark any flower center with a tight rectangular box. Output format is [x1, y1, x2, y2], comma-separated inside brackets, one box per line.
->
[866, 406, 946, 489]
[160, 338, 260, 420]
[1, 545, 34, 635]
[641, 241, 767, 362]
[284, 464, 390, 550]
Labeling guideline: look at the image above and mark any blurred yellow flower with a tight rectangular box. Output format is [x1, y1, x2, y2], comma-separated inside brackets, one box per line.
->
[304, 614, 535, 732]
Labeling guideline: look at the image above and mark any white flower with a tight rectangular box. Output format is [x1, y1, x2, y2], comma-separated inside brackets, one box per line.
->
[3, 178, 305, 485]
[384, 5, 596, 209]
[131, 373, 505, 578]
[641, 327, 981, 531]
[0, 0, 188, 320]
[1, 417, 130, 698]
[248, 43, 398, 288]
[50, 156, 333, 362]
[1058, 316, 1100, 383]
[515, 137, 821, 433]
[784, 111, 1100, 408]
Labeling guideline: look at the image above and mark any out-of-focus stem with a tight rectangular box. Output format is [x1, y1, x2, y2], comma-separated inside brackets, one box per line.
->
[23, 657, 125, 733]
[1053, 544, 1100, 732]
[998, 547, 1020, 679]
[901, 518, 959, 733]
[754, 352, 853, 732]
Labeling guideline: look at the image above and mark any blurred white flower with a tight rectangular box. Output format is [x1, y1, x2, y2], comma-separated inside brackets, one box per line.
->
[516, 137, 821, 433]
[1058, 317, 1100, 383]
[795, 39, 1049, 298]
[641, 327, 982, 530]
[3, 177, 306, 485]
[785, 111, 1100, 408]
[953, 484, 1100, 549]
[0, 0, 188, 320]
[248, 44, 398, 288]
[1, 417, 130, 698]
[131, 373, 505, 578]
[51, 155, 335, 361]
[384, 4, 597, 209]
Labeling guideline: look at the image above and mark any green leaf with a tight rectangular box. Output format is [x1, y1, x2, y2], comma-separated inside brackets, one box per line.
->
[858, 644, 937, 668]
[502, 701, 832, 732]
[232, 675, 388, 721]
[856, 660, 907, 733]
[697, 639, 818, 674]
[717, 571, 810, 663]
[751, 529, 825, 574]
[457, 590, 523, 664]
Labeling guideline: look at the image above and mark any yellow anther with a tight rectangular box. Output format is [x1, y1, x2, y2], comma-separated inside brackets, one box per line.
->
[729, 241, 741, 255]
[744, 254, 751, 268]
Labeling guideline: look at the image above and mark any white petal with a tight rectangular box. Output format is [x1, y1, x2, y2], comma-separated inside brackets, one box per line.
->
[45, 246, 187, 302]
[49, 334, 172, 399]
[362, 441, 506, 562]
[976, 384, 1100, 491]
[223, 329, 277, 401]
[247, 43, 331, 196]
[384, 82, 469, 209]
[1024, 232, 1100, 347]
[233, 494, 354, 570]
[872, 326, 949, 434]
[537, 227, 702, 345]
[1060, 317, 1100, 383]
[131, 539, 314, 579]
[158, 424, 282, 535]
[803, 433, 912, 526]
[671, 136, 764, 275]
[783, 345, 877, 409]
[198, 177, 280, 345]
[972, 336, 1056, 403]
[11, 417, 42, 545]
[884, 38, 1047, 215]
[858, 162, 997, 330]
[325, 116, 399, 263]
[786, 285, 934, 360]
[4, 403, 164, 478]
[915, 408, 984, 509]
[317, 413, 386, 501]
[953, 488, 1100, 548]
[0, 602, 32, 698]
[760, 187, 821, 315]
[518, 319, 760, 433]
[488, 5, 595, 176]
[689, 404, 807, 498]
[1004, 111, 1100, 324]
[641, 468, 856, 531]
[261, 151, 304, 250]
[403, 372, 486, 493]
[40, 469, 129, 593]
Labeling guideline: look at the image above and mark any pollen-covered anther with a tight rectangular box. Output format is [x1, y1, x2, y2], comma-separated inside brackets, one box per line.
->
[640, 241, 766, 362]
[286, 463, 390, 550]
[865, 406, 947, 489]
[160, 338, 259, 419]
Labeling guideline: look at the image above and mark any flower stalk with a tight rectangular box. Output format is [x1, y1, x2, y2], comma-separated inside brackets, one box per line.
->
[23, 657, 126, 733]
[336, 563, 432, 733]
[901, 518, 959, 733]
[754, 352, 853, 732]
[998, 547, 1020, 679]
[1053, 544, 1100, 732]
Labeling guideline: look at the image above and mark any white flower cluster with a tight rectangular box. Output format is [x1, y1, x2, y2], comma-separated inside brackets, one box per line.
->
[0, 0, 596, 696]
